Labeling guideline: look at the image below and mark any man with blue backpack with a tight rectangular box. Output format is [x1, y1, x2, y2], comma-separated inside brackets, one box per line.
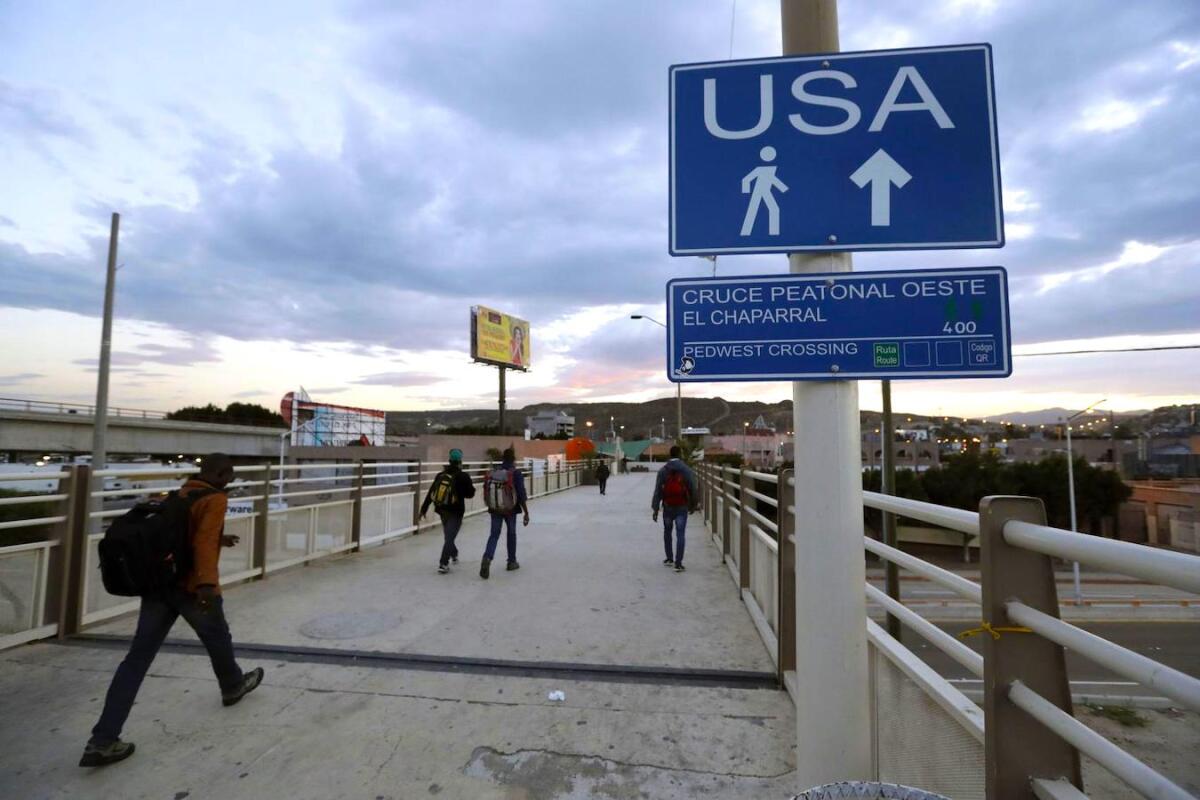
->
[480, 447, 529, 579]
[81, 453, 264, 768]
[651, 445, 698, 573]
[419, 448, 477, 574]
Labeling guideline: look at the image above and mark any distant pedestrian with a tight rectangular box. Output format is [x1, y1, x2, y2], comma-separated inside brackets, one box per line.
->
[596, 461, 611, 495]
[420, 448, 477, 574]
[651, 446, 698, 573]
[480, 448, 529, 579]
[80, 453, 263, 768]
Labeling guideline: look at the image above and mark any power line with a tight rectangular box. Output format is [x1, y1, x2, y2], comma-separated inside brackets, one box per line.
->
[1014, 344, 1200, 357]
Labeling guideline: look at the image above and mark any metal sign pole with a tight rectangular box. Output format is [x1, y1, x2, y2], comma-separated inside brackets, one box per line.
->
[782, 0, 871, 786]
[498, 365, 506, 435]
[90, 212, 119, 532]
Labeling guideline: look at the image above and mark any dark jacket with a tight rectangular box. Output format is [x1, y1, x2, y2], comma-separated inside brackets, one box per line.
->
[421, 463, 476, 516]
[651, 458, 698, 512]
[596, 463, 611, 480]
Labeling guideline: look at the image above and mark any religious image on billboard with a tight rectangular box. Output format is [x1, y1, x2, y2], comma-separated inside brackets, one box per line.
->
[470, 305, 531, 371]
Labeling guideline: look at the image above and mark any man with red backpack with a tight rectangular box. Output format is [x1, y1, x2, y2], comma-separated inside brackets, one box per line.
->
[480, 448, 529, 579]
[651, 445, 698, 573]
[419, 448, 477, 574]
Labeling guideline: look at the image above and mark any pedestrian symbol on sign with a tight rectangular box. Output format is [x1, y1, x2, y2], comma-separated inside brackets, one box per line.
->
[677, 356, 696, 375]
[740, 146, 788, 237]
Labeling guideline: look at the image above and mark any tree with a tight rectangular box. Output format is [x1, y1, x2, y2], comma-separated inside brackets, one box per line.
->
[166, 402, 284, 427]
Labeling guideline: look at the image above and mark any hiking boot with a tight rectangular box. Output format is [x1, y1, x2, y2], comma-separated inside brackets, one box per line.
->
[662, 558, 674, 567]
[506, 561, 520, 571]
[480, 557, 491, 579]
[79, 739, 135, 768]
[222, 667, 265, 707]
[674, 563, 685, 573]
[437, 564, 450, 574]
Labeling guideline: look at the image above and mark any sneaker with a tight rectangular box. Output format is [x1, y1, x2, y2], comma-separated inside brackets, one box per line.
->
[480, 557, 491, 580]
[674, 563, 685, 573]
[222, 667, 265, 707]
[79, 739, 135, 768]
[506, 561, 520, 571]
[662, 558, 674, 567]
[437, 564, 450, 574]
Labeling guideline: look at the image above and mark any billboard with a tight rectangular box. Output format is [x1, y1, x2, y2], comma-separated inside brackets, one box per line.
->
[470, 305, 531, 371]
[281, 389, 386, 446]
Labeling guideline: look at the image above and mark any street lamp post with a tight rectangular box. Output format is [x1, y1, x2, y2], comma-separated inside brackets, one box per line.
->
[630, 314, 683, 439]
[1064, 398, 1106, 603]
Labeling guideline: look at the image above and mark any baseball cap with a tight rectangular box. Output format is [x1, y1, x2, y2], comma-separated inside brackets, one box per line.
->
[448, 448, 463, 463]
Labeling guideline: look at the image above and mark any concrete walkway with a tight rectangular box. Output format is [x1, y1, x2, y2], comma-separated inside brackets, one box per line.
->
[0, 473, 795, 799]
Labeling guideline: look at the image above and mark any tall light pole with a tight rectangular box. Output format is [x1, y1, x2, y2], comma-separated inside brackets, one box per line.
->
[1064, 398, 1106, 603]
[630, 314, 683, 439]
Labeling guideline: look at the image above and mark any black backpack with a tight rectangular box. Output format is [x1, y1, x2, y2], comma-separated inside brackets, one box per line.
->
[98, 489, 215, 597]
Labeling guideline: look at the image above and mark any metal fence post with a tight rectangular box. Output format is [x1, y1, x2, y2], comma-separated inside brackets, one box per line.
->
[777, 468, 796, 684]
[252, 464, 270, 579]
[739, 468, 751, 590]
[57, 465, 90, 638]
[411, 460, 423, 532]
[722, 467, 734, 561]
[350, 461, 364, 552]
[980, 495, 1081, 797]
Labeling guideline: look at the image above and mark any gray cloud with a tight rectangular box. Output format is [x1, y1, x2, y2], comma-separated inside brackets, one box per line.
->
[0, 0, 1197, 398]
[351, 372, 445, 387]
[0, 372, 44, 385]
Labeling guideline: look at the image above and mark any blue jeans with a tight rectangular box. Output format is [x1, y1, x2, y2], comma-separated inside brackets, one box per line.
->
[663, 506, 688, 565]
[484, 512, 517, 563]
[90, 587, 243, 744]
[438, 511, 464, 566]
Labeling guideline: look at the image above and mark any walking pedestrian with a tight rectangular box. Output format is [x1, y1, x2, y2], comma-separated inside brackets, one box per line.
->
[595, 460, 611, 495]
[419, 448, 477, 574]
[651, 446, 698, 573]
[80, 453, 264, 767]
[480, 448, 529, 579]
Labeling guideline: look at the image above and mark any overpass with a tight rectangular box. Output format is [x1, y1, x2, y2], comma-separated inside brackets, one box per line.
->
[0, 460, 1197, 798]
[0, 399, 284, 459]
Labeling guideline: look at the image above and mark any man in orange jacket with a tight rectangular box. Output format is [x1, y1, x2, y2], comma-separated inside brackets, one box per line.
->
[81, 453, 264, 768]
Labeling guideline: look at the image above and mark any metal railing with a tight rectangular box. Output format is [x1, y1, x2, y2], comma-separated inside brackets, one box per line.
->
[0, 458, 590, 650]
[695, 463, 1200, 799]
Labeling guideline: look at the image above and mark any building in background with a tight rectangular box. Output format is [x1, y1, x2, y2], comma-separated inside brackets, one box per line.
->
[526, 409, 574, 438]
[281, 389, 386, 446]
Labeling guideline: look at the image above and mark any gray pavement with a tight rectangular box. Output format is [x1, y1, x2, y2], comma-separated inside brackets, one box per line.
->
[0, 473, 796, 799]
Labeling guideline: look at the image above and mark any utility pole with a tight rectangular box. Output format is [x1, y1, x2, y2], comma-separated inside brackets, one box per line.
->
[781, 0, 872, 785]
[91, 212, 120, 529]
[881, 380, 900, 639]
[498, 366, 506, 434]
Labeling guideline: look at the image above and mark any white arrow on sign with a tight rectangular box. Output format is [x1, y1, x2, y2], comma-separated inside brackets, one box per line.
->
[849, 149, 912, 227]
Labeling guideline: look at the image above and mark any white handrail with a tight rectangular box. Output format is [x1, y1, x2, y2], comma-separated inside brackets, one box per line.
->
[1004, 520, 1200, 596]
[749, 523, 779, 554]
[1031, 778, 1089, 800]
[0, 494, 67, 507]
[742, 503, 778, 535]
[744, 470, 778, 483]
[1006, 600, 1200, 712]
[866, 584, 983, 677]
[743, 486, 779, 508]
[0, 516, 66, 531]
[0, 471, 70, 481]
[863, 537, 983, 603]
[863, 490, 979, 535]
[1008, 680, 1193, 800]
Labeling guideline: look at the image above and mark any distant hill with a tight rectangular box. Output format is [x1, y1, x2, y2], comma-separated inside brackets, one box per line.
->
[387, 398, 1192, 438]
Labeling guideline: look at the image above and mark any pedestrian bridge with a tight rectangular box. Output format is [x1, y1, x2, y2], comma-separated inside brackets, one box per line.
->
[1, 460, 1198, 798]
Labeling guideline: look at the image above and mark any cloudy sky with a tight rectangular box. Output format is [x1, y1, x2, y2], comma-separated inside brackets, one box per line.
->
[1, 0, 1198, 418]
